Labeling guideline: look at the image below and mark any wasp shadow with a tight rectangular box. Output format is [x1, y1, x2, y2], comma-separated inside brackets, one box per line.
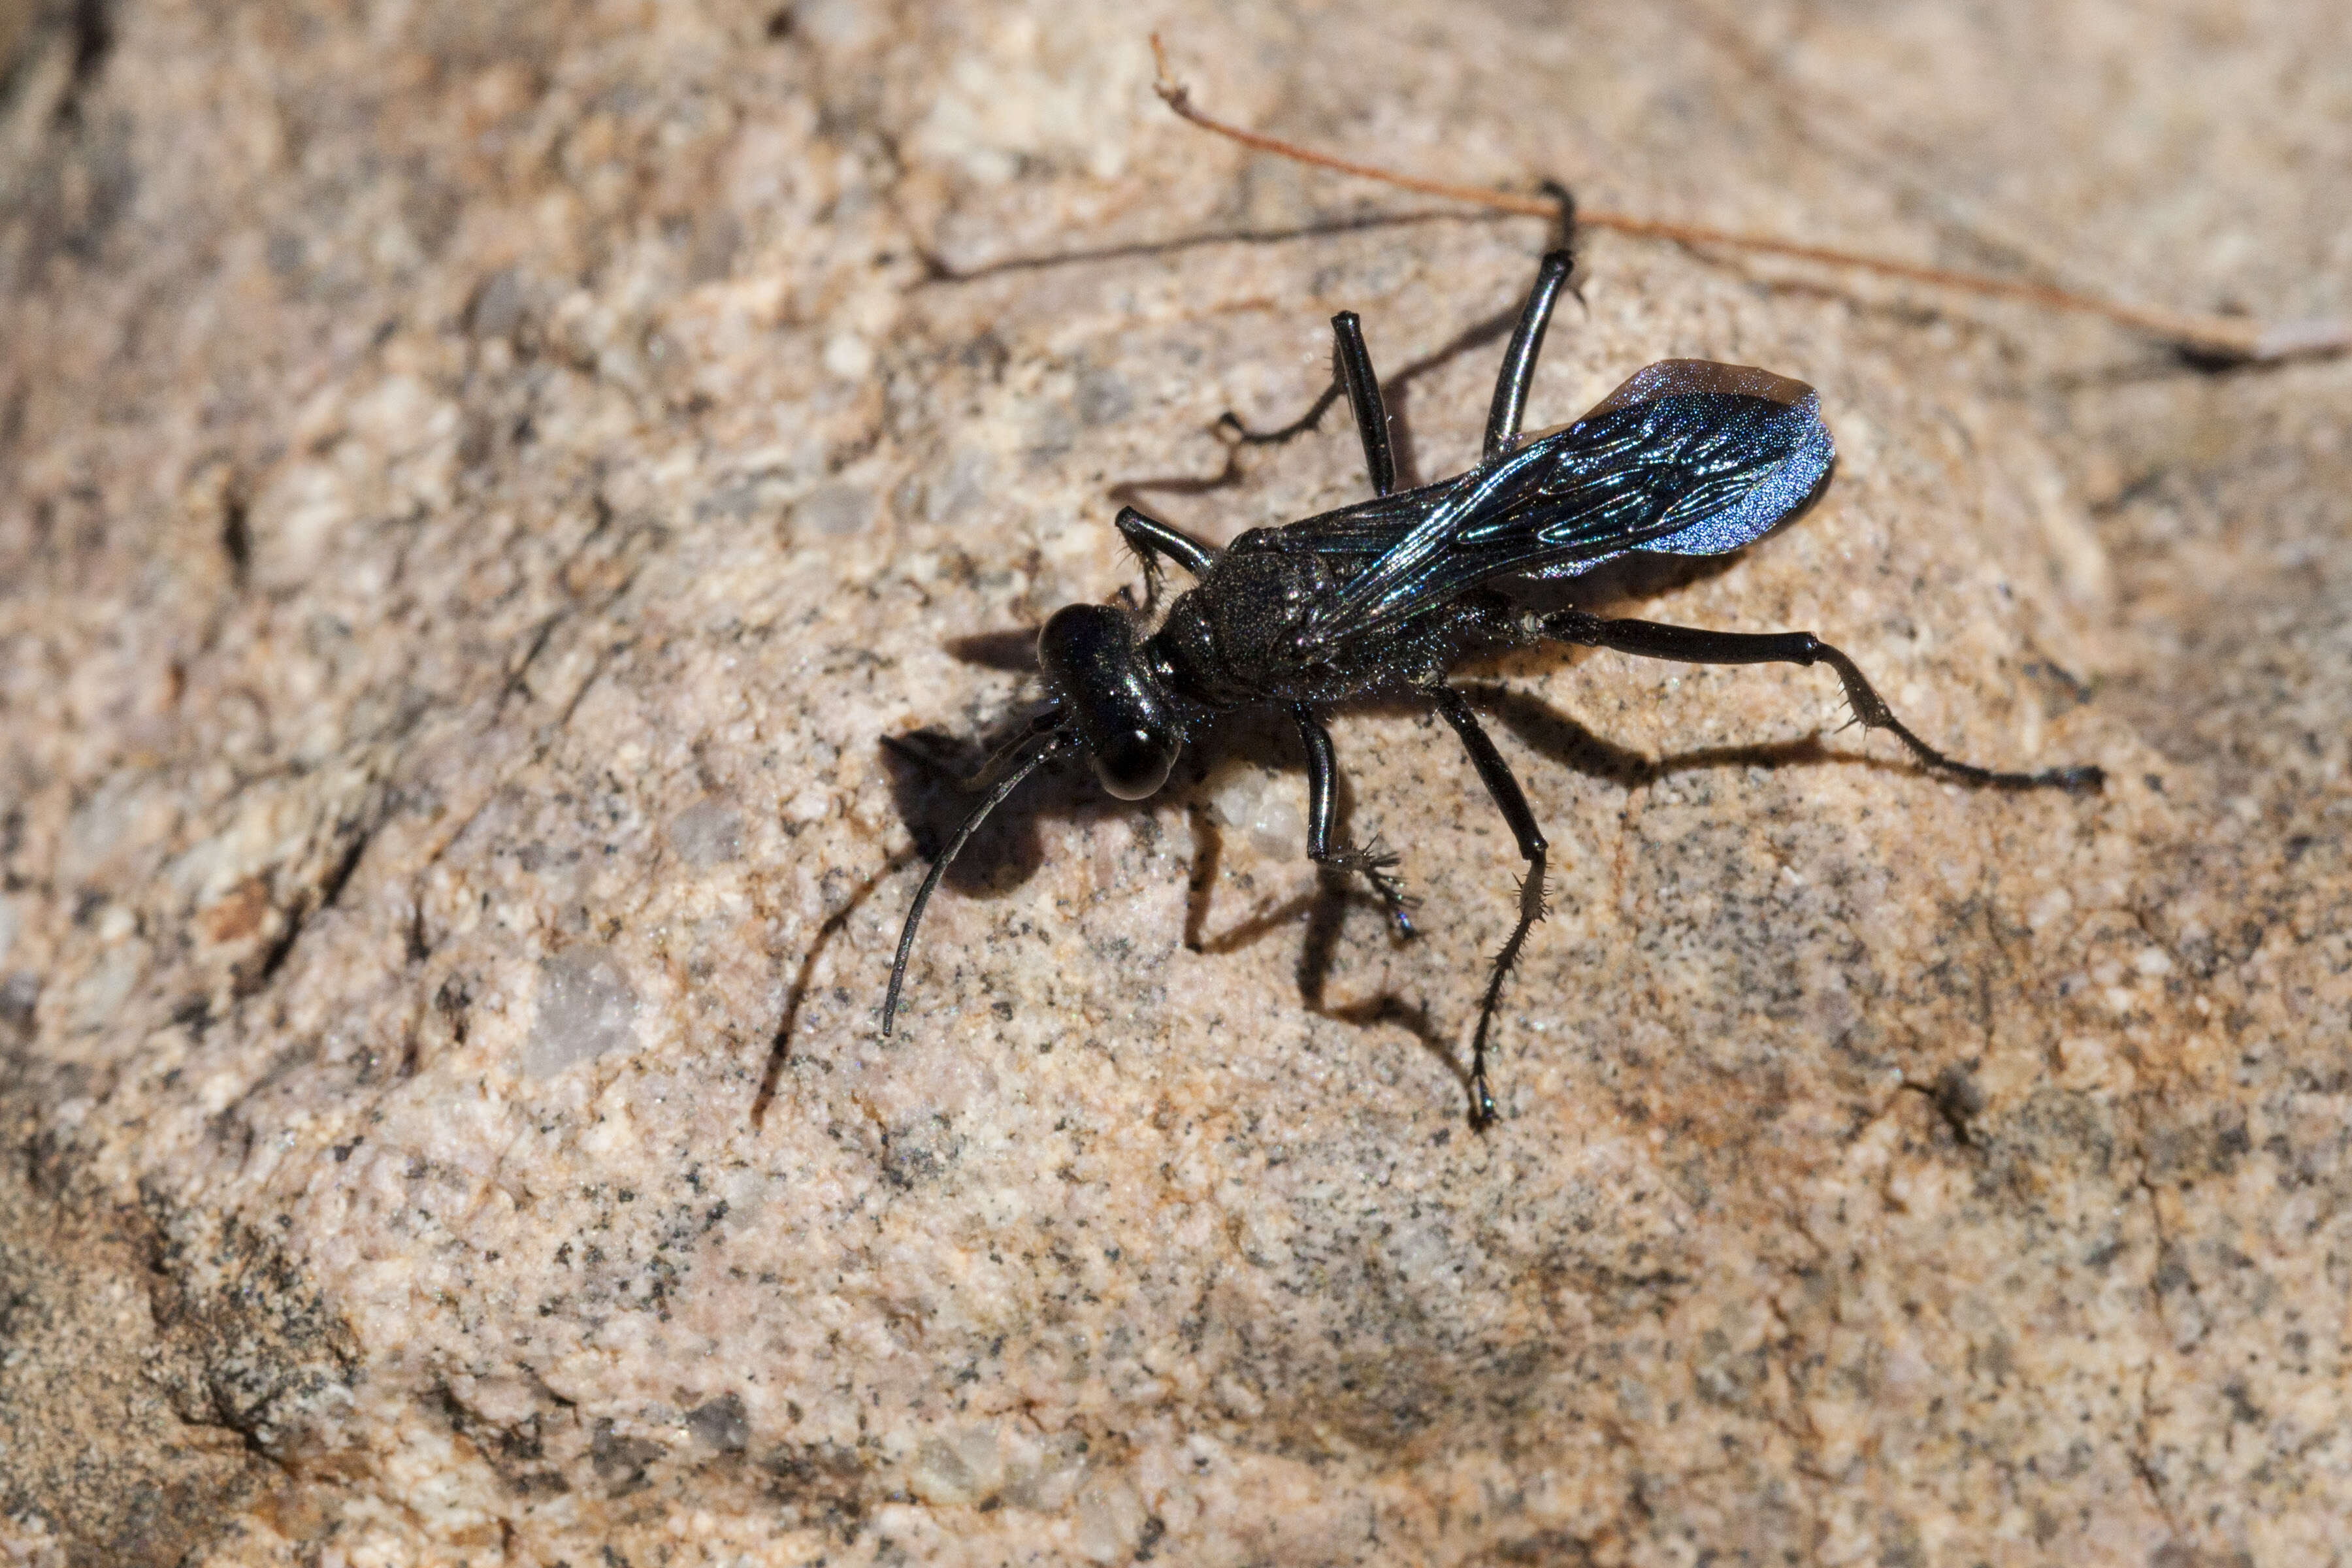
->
[753, 853, 907, 1129]
[941, 628, 1041, 672]
[877, 636, 1062, 900]
[912, 207, 1501, 287]
[1459, 679, 1955, 794]
[881, 725, 1089, 900]
[1175, 705, 1462, 1085]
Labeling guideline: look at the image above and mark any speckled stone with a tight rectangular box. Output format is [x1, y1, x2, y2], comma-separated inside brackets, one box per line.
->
[2, 1, 2347, 1565]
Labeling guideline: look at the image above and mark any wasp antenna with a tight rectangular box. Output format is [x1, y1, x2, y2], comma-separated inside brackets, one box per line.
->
[883, 734, 1068, 1036]
[964, 706, 1068, 791]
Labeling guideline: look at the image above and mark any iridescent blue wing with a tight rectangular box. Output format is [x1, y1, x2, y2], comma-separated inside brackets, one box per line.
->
[1289, 361, 1834, 653]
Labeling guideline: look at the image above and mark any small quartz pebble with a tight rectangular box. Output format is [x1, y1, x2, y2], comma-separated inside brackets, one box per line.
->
[523, 947, 640, 1077]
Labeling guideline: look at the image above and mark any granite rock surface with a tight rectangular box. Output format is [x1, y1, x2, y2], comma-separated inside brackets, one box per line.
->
[1, 1, 2347, 1564]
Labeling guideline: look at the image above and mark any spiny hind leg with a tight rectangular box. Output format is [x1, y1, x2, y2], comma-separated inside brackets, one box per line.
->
[1539, 609, 2104, 791]
[1431, 687, 1552, 1130]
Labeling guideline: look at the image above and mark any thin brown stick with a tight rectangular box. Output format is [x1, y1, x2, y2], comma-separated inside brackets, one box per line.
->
[1148, 36, 2346, 365]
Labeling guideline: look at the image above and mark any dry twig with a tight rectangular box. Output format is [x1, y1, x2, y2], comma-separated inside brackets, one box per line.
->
[1149, 36, 2346, 365]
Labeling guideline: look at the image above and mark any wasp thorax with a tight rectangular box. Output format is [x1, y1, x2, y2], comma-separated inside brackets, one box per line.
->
[1038, 604, 1180, 800]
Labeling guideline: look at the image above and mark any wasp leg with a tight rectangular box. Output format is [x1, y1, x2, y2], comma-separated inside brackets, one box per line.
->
[1114, 504, 1215, 578]
[1295, 705, 1415, 936]
[1432, 686, 1550, 1130]
[1536, 179, 1580, 255]
[1482, 248, 1575, 460]
[1114, 504, 1217, 613]
[1328, 310, 1397, 497]
[1540, 610, 2104, 791]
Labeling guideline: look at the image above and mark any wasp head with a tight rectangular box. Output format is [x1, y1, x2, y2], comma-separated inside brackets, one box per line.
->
[1037, 603, 1181, 800]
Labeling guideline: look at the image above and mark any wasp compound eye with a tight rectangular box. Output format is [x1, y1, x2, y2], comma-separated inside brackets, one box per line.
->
[1037, 604, 1180, 800]
[1090, 723, 1177, 800]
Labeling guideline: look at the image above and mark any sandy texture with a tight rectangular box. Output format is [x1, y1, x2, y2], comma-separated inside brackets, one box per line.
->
[2, 1, 2347, 1563]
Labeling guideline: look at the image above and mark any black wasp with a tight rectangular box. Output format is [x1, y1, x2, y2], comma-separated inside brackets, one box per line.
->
[883, 233, 2101, 1128]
